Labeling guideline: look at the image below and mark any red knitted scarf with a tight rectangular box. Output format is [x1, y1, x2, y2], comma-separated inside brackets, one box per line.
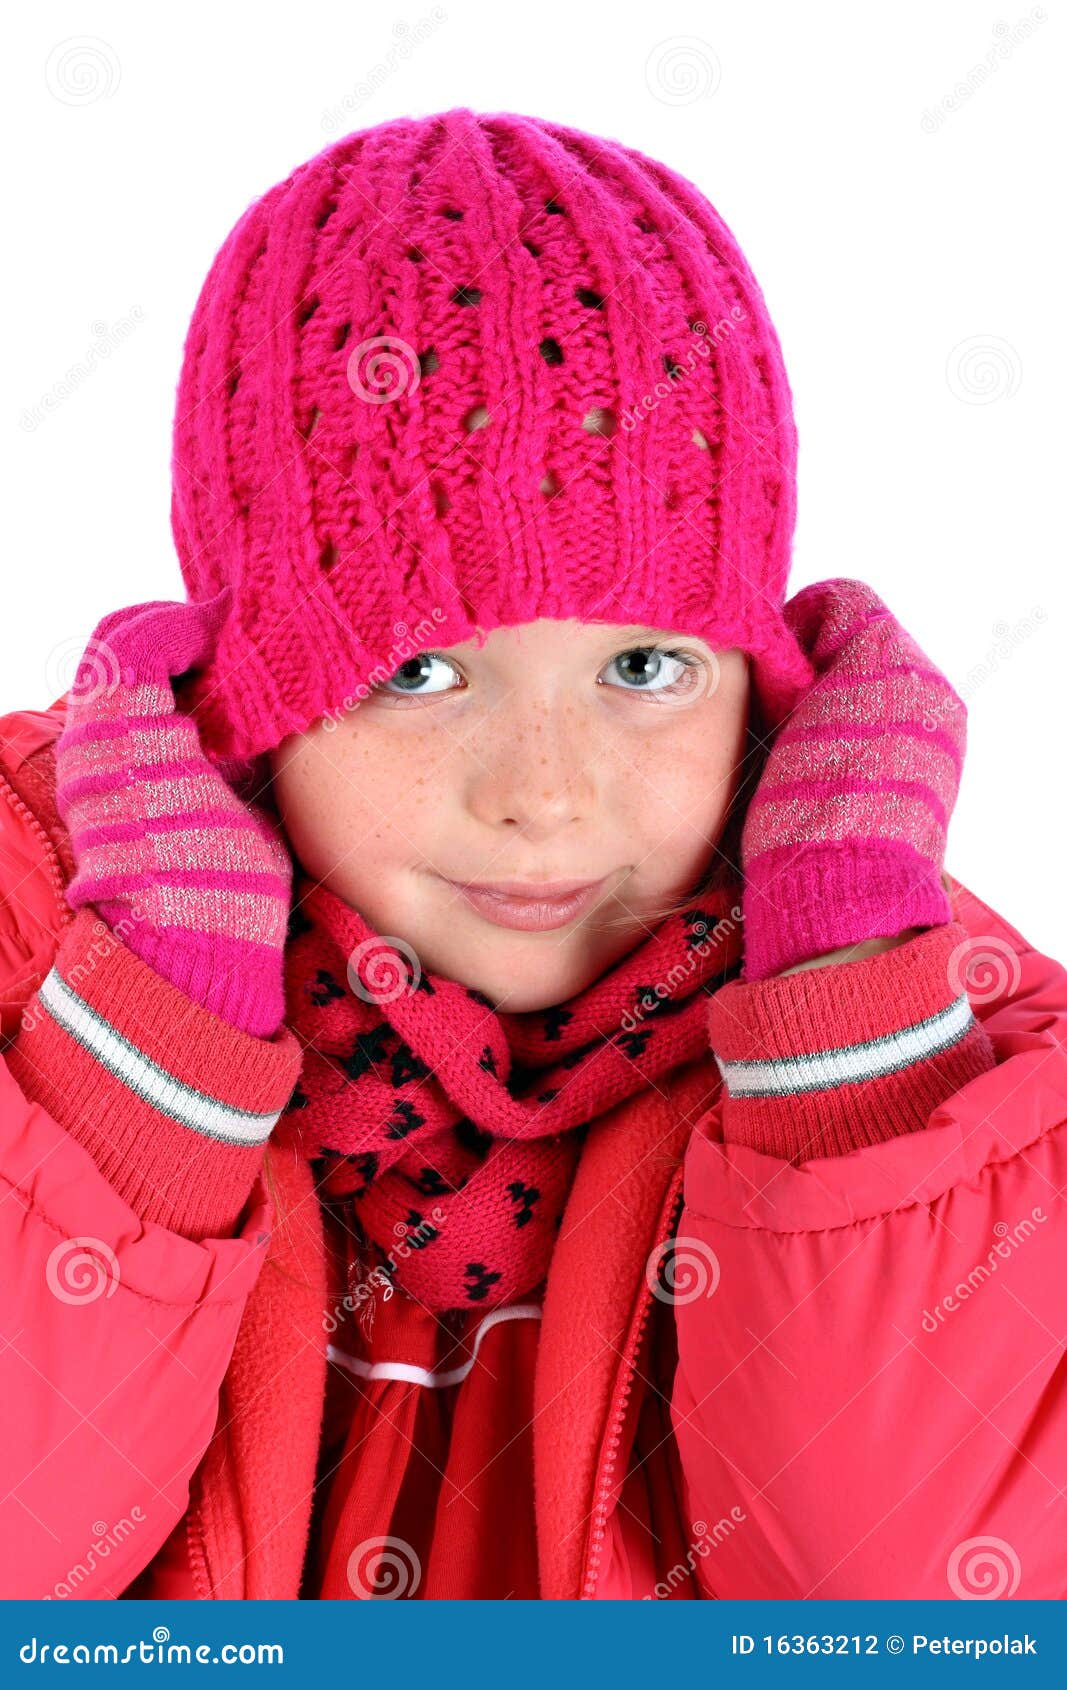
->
[278, 869, 743, 1312]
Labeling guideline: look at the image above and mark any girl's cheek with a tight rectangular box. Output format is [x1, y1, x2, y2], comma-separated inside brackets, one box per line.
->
[634, 712, 746, 835]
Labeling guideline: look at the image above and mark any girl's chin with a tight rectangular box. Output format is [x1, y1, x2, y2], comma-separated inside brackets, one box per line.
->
[463, 972, 595, 1014]
[422, 916, 641, 1012]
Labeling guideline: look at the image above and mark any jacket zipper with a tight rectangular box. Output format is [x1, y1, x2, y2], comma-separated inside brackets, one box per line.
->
[580, 1169, 686, 1599]
[184, 1475, 215, 1599]
[0, 767, 74, 936]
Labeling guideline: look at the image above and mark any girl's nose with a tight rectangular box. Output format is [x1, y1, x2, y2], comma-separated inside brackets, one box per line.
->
[464, 701, 596, 839]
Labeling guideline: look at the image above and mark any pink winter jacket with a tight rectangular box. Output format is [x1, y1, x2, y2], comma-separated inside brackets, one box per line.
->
[1, 698, 1065, 1601]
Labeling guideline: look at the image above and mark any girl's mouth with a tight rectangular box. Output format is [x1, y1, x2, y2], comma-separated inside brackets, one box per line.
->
[443, 875, 609, 932]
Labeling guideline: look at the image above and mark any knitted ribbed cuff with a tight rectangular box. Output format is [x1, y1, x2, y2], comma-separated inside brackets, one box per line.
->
[130, 926, 287, 1038]
[741, 839, 953, 981]
[707, 920, 997, 1162]
[4, 907, 303, 1240]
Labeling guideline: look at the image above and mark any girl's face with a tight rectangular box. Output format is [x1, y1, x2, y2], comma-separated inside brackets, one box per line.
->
[268, 620, 750, 1011]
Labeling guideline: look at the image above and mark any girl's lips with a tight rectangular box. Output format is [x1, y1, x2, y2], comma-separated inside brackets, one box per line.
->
[444, 875, 609, 932]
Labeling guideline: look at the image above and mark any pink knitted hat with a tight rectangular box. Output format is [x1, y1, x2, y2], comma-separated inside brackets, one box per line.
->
[171, 106, 814, 761]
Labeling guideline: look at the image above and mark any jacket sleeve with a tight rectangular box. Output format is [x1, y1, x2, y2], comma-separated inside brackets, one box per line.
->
[670, 909, 1067, 1600]
[0, 906, 303, 1598]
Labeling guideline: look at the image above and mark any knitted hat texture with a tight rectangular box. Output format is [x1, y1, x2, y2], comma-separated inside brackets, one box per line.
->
[171, 106, 814, 759]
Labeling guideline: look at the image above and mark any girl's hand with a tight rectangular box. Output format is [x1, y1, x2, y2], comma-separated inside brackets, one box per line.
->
[54, 588, 293, 1036]
[739, 578, 964, 981]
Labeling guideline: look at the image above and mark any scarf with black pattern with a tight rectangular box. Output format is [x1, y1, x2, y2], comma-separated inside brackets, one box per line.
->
[277, 868, 742, 1312]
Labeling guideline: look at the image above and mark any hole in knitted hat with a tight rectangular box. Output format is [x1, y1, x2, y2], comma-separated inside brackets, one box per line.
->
[540, 469, 562, 498]
[333, 321, 351, 351]
[522, 240, 541, 258]
[576, 287, 605, 310]
[226, 368, 241, 399]
[296, 295, 321, 327]
[300, 407, 322, 441]
[418, 347, 440, 378]
[452, 285, 482, 307]
[315, 198, 338, 230]
[544, 198, 565, 216]
[319, 539, 339, 574]
[407, 245, 426, 263]
[635, 214, 656, 234]
[692, 427, 710, 451]
[539, 337, 564, 366]
[463, 404, 490, 433]
[663, 353, 681, 377]
[430, 480, 450, 517]
[441, 207, 464, 220]
[582, 407, 616, 438]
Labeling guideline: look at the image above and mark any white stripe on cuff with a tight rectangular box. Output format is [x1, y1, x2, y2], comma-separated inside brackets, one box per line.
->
[38, 965, 281, 1146]
[715, 991, 976, 1099]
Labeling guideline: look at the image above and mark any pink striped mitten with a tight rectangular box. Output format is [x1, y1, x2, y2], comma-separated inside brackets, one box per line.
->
[54, 589, 293, 1036]
[740, 578, 965, 981]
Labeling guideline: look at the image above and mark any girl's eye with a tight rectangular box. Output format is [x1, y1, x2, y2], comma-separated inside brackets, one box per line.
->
[601, 646, 703, 697]
[374, 644, 705, 701]
[378, 652, 463, 698]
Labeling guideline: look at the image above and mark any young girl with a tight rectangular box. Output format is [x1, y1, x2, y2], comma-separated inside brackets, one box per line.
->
[1, 106, 1064, 1603]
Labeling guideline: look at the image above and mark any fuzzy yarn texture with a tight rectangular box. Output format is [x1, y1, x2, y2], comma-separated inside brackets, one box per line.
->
[170, 105, 815, 762]
[740, 578, 965, 979]
[53, 592, 293, 1037]
[279, 865, 744, 1312]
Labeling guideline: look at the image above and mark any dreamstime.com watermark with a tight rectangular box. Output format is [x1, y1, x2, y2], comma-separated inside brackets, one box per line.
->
[346, 932, 423, 1004]
[43, 1514, 147, 1599]
[45, 1237, 120, 1305]
[946, 933, 1023, 1005]
[19, 1628, 283, 1665]
[321, 9, 447, 131]
[946, 335, 1022, 404]
[20, 913, 146, 1036]
[323, 1262, 395, 1338]
[645, 36, 723, 106]
[646, 1235, 721, 1305]
[921, 10, 1046, 132]
[946, 1535, 1022, 1599]
[921, 608, 1046, 731]
[919, 1207, 1048, 1334]
[320, 609, 447, 731]
[324, 1209, 448, 1337]
[620, 312, 746, 433]
[347, 1534, 421, 1597]
[621, 904, 742, 1035]
[44, 36, 121, 105]
[643, 1508, 747, 1598]
[20, 309, 145, 431]
[346, 335, 422, 404]
[43, 630, 123, 708]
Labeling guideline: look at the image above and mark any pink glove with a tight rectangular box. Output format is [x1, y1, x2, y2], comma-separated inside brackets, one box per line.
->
[54, 588, 293, 1036]
[740, 578, 964, 981]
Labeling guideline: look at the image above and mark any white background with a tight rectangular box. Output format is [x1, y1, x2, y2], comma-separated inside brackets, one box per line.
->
[4, 1, 1063, 956]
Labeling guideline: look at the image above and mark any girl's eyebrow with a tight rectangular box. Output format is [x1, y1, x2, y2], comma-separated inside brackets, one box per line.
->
[449, 624, 704, 650]
[611, 624, 705, 643]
